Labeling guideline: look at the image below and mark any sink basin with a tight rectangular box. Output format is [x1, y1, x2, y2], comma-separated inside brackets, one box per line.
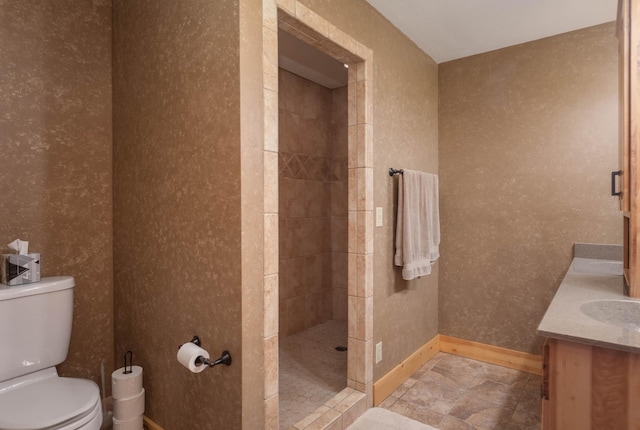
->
[580, 300, 640, 331]
[572, 259, 623, 276]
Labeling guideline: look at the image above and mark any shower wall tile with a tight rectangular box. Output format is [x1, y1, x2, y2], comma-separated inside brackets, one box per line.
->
[348, 126, 358, 169]
[331, 181, 348, 216]
[305, 290, 333, 326]
[348, 169, 358, 211]
[302, 84, 331, 121]
[280, 254, 330, 299]
[356, 168, 373, 211]
[332, 87, 349, 159]
[263, 27, 278, 91]
[330, 25, 372, 63]
[357, 124, 373, 168]
[333, 288, 348, 321]
[331, 217, 348, 252]
[332, 86, 349, 117]
[356, 60, 372, 83]
[348, 211, 358, 254]
[276, 0, 295, 16]
[278, 110, 300, 153]
[279, 153, 336, 181]
[356, 211, 373, 254]
[265, 213, 279, 275]
[347, 337, 361, 382]
[279, 217, 331, 258]
[279, 71, 332, 158]
[279, 68, 348, 336]
[264, 393, 279, 430]
[281, 295, 307, 336]
[332, 157, 348, 181]
[347, 297, 358, 339]
[363, 338, 373, 383]
[264, 150, 279, 213]
[264, 274, 279, 337]
[348, 296, 372, 341]
[264, 88, 279, 152]
[355, 80, 371, 125]
[347, 338, 372, 384]
[348, 82, 357, 126]
[295, 2, 330, 38]
[280, 70, 304, 112]
[263, 0, 278, 31]
[279, 177, 329, 218]
[348, 253, 358, 296]
[264, 334, 279, 398]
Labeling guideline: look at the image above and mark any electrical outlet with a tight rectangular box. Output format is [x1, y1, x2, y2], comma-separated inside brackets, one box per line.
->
[376, 342, 382, 363]
[375, 207, 383, 227]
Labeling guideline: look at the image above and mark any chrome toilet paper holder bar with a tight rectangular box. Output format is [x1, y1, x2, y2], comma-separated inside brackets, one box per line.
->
[185, 336, 232, 367]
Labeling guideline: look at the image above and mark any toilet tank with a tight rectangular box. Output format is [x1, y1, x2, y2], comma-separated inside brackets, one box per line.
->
[0, 276, 74, 382]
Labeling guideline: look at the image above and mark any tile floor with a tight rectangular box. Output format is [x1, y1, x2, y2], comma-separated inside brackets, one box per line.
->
[279, 319, 348, 429]
[378, 352, 542, 430]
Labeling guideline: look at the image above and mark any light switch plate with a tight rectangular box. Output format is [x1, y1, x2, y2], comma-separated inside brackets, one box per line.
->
[375, 207, 383, 227]
[375, 342, 382, 363]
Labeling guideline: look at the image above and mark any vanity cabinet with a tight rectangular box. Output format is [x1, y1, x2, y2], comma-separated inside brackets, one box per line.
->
[541, 338, 640, 429]
[618, 0, 640, 297]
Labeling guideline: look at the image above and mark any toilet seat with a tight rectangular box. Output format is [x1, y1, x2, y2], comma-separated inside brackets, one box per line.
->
[0, 368, 102, 430]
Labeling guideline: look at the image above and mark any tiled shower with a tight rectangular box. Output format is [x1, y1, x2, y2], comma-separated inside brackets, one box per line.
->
[278, 68, 349, 427]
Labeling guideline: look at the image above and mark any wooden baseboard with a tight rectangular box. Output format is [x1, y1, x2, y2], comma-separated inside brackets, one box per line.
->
[144, 416, 164, 430]
[373, 334, 543, 406]
[439, 334, 543, 376]
[373, 335, 439, 406]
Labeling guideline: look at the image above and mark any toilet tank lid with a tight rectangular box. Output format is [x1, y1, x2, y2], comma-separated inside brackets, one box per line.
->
[0, 276, 74, 301]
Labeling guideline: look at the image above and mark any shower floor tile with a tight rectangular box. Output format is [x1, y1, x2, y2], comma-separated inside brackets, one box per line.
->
[279, 319, 348, 429]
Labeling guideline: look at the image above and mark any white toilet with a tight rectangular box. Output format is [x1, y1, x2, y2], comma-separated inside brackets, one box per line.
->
[0, 276, 102, 430]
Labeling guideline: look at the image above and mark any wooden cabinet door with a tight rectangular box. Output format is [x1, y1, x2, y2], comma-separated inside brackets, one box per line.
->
[544, 338, 640, 429]
[618, 0, 640, 297]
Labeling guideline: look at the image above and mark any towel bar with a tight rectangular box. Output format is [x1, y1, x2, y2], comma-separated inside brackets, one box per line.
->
[389, 168, 404, 176]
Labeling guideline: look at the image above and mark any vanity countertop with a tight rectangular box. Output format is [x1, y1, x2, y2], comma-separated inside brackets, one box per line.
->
[537, 256, 640, 354]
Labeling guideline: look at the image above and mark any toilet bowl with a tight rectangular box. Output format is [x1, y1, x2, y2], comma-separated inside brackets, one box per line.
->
[0, 277, 102, 430]
[0, 368, 102, 430]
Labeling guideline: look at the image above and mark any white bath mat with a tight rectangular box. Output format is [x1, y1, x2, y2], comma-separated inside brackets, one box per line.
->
[346, 407, 438, 430]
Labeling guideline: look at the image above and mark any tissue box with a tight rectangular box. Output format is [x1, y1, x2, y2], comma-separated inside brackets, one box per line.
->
[1, 253, 40, 286]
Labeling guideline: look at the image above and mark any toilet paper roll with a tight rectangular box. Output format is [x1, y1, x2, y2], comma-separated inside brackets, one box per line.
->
[113, 388, 145, 420]
[112, 365, 143, 399]
[177, 342, 210, 373]
[113, 414, 144, 430]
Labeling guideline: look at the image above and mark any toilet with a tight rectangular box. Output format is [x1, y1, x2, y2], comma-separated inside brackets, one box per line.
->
[0, 276, 102, 430]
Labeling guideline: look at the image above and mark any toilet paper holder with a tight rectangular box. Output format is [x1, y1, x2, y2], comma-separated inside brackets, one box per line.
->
[183, 336, 232, 367]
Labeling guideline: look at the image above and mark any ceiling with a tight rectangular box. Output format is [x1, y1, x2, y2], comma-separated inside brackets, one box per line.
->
[278, 0, 618, 88]
[279, 30, 348, 89]
[364, 0, 618, 64]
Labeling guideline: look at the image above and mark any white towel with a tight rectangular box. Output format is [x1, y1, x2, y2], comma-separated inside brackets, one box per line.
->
[394, 169, 440, 280]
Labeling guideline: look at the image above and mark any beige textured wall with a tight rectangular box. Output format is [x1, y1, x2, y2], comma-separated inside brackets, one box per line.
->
[439, 23, 621, 355]
[295, 0, 440, 381]
[113, 1, 243, 428]
[331, 85, 349, 321]
[0, 1, 113, 384]
[278, 69, 348, 336]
